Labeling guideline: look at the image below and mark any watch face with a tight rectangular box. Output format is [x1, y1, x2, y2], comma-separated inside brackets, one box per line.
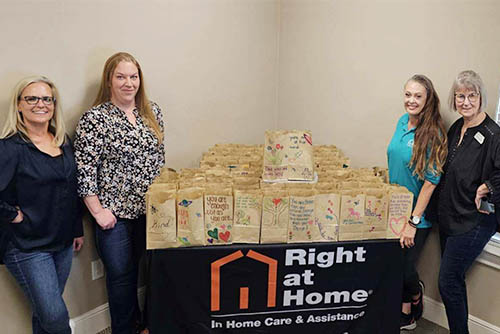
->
[412, 216, 421, 225]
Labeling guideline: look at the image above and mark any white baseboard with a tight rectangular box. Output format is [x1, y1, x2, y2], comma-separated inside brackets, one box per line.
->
[70, 286, 146, 334]
[423, 296, 500, 334]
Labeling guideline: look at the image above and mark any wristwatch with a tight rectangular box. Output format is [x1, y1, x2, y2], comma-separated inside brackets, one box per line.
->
[408, 215, 421, 228]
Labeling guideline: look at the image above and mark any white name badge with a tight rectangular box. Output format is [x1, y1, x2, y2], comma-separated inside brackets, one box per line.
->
[474, 131, 485, 144]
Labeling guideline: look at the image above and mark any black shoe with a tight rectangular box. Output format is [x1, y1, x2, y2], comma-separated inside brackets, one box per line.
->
[400, 312, 416, 330]
[412, 280, 425, 321]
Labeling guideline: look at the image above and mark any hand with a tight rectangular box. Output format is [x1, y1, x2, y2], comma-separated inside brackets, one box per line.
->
[400, 222, 416, 248]
[11, 207, 23, 224]
[73, 237, 84, 251]
[94, 208, 117, 230]
[475, 184, 491, 214]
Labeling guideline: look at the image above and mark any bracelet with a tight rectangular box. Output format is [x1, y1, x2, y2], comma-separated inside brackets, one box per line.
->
[408, 220, 418, 228]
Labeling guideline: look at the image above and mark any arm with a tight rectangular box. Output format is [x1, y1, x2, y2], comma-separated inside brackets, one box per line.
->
[83, 195, 116, 229]
[0, 139, 22, 224]
[74, 110, 116, 230]
[152, 102, 166, 168]
[400, 180, 437, 248]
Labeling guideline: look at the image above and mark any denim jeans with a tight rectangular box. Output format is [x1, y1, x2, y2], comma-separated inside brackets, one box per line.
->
[438, 214, 497, 334]
[3, 243, 73, 334]
[402, 227, 430, 302]
[95, 216, 146, 334]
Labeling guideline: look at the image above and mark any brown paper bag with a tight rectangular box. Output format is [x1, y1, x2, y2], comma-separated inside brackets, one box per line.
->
[363, 189, 389, 240]
[233, 189, 263, 243]
[176, 187, 205, 247]
[146, 188, 177, 249]
[288, 189, 316, 243]
[204, 186, 233, 245]
[386, 186, 414, 239]
[263, 130, 314, 182]
[261, 190, 289, 244]
[338, 190, 365, 241]
[313, 188, 340, 242]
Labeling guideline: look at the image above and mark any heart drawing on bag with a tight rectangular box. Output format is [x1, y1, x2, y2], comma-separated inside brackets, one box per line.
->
[207, 238, 214, 244]
[208, 228, 219, 240]
[389, 216, 407, 236]
[272, 198, 282, 206]
[219, 231, 231, 242]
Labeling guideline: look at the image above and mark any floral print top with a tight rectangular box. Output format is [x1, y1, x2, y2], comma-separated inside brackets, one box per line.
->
[74, 101, 165, 219]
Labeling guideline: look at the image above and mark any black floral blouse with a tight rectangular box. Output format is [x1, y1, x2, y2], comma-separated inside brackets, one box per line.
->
[74, 101, 165, 219]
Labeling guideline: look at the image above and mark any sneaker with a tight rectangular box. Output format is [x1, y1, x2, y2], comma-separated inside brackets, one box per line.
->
[412, 280, 425, 321]
[400, 312, 417, 330]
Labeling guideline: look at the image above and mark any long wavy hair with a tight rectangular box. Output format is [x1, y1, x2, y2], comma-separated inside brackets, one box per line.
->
[1, 76, 66, 146]
[93, 52, 162, 144]
[406, 74, 447, 180]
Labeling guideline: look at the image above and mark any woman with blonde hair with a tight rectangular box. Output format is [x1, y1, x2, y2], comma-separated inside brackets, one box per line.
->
[428, 70, 499, 333]
[75, 52, 165, 334]
[387, 74, 447, 330]
[0, 76, 84, 334]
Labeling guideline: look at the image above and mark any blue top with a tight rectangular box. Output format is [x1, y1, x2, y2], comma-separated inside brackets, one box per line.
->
[387, 113, 441, 228]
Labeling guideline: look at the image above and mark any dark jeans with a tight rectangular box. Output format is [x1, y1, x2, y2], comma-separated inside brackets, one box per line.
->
[4, 243, 73, 334]
[95, 216, 146, 334]
[438, 214, 497, 334]
[402, 227, 430, 302]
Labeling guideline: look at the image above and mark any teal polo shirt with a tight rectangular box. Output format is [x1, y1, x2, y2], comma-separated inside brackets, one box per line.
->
[387, 113, 441, 228]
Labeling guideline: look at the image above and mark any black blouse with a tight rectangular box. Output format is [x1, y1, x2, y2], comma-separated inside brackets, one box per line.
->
[0, 133, 83, 255]
[428, 114, 500, 235]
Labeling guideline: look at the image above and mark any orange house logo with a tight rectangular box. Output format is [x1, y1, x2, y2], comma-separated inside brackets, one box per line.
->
[211, 250, 277, 312]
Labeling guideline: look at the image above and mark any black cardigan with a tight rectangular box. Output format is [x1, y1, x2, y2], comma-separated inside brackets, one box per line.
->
[428, 114, 500, 235]
[0, 133, 83, 260]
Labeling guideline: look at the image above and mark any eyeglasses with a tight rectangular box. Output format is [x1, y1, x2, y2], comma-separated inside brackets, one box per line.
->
[455, 92, 479, 104]
[19, 96, 55, 105]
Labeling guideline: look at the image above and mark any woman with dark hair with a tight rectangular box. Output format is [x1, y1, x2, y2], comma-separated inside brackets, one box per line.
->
[387, 74, 447, 330]
[429, 70, 499, 334]
[74, 52, 165, 334]
[0, 76, 84, 334]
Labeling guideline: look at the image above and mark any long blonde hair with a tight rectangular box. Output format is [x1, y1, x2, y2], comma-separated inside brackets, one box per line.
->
[407, 75, 447, 180]
[93, 52, 162, 144]
[0, 76, 66, 146]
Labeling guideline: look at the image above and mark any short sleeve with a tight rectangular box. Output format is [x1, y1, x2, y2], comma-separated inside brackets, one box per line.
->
[74, 109, 105, 197]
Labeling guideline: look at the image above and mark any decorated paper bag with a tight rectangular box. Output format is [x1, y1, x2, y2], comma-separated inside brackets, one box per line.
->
[363, 189, 389, 240]
[176, 187, 205, 247]
[261, 190, 289, 244]
[288, 189, 316, 243]
[233, 189, 263, 243]
[386, 185, 414, 239]
[338, 190, 365, 241]
[263, 130, 288, 181]
[313, 188, 340, 242]
[146, 188, 177, 249]
[285, 130, 314, 181]
[263, 130, 314, 182]
[204, 186, 233, 245]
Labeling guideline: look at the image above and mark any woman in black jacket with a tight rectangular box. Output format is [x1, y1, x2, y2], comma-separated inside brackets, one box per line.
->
[429, 70, 498, 334]
[0, 76, 83, 334]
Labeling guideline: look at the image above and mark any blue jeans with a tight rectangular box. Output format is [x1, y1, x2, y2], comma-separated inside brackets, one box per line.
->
[4, 243, 73, 334]
[438, 214, 497, 334]
[95, 216, 146, 334]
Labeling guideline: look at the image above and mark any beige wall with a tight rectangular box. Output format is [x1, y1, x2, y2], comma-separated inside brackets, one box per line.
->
[0, 1, 279, 332]
[278, 0, 500, 328]
[2, 0, 500, 332]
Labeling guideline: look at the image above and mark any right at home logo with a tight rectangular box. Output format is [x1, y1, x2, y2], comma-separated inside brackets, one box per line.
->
[211, 249, 277, 312]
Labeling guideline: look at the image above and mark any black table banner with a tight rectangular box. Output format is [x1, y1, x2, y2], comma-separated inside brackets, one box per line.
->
[149, 240, 403, 334]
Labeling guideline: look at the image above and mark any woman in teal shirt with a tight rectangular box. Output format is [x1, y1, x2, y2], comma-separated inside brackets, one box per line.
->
[387, 74, 447, 330]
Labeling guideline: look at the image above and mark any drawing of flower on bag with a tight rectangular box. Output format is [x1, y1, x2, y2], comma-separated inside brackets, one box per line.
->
[265, 138, 284, 166]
